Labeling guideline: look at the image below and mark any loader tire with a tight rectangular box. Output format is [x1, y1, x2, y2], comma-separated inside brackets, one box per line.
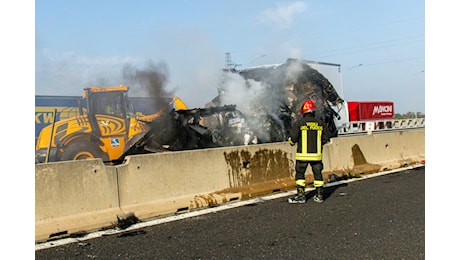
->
[60, 141, 109, 162]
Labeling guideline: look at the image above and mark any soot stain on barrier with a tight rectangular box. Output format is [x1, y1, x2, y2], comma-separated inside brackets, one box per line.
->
[223, 149, 293, 188]
[351, 144, 367, 166]
[351, 144, 381, 175]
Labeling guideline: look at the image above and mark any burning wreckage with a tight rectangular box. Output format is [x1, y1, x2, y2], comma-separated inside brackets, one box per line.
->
[116, 105, 237, 162]
[121, 58, 344, 161]
[202, 58, 344, 145]
[35, 59, 344, 164]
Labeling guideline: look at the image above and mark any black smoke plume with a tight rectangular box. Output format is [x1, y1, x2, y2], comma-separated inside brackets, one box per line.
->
[122, 61, 174, 112]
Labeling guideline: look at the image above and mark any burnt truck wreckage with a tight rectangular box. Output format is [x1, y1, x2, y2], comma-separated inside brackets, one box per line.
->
[115, 105, 237, 163]
[204, 58, 344, 145]
[121, 58, 345, 162]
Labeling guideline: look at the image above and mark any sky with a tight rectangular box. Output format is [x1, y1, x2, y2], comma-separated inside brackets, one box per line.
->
[35, 0, 425, 114]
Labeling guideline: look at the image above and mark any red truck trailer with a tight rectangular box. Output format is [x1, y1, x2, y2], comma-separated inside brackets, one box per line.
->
[347, 101, 394, 121]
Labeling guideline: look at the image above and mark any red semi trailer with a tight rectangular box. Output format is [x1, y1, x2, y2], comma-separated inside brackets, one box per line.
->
[347, 101, 394, 121]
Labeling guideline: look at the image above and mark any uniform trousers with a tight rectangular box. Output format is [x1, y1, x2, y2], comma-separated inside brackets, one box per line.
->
[295, 160, 324, 185]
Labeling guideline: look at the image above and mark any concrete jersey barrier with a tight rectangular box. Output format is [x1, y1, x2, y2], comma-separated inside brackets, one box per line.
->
[35, 159, 123, 241]
[116, 143, 296, 220]
[322, 129, 425, 176]
[35, 129, 424, 242]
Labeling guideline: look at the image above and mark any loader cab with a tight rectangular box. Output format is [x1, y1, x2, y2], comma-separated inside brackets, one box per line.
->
[84, 86, 132, 118]
[83, 86, 135, 140]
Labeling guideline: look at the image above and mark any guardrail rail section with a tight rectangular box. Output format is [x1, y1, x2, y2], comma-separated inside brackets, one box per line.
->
[338, 118, 425, 134]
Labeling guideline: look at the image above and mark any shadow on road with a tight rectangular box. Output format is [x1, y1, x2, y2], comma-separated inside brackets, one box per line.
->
[305, 183, 348, 202]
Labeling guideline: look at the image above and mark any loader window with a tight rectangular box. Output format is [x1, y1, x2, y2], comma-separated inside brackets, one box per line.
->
[124, 92, 136, 118]
[89, 91, 126, 118]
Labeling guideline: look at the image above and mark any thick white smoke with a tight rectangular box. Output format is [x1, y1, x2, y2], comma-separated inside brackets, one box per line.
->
[218, 59, 304, 114]
[216, 60, 307, 142]
[218, 72, 268, 116]
[285, 58, 304, 82]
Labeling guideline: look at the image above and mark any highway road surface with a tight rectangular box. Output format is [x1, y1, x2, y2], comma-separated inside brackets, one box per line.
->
[36, 166, 424, 259]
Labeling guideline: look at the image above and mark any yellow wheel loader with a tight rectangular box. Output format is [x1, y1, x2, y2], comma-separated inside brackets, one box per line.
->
[35, 86, 188, 163]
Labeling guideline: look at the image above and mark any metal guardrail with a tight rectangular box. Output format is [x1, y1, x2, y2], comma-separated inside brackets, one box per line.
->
[338, 118, 425, 135]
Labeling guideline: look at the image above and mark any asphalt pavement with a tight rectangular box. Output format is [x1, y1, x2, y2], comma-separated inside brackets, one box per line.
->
[36, 166, 425, 259]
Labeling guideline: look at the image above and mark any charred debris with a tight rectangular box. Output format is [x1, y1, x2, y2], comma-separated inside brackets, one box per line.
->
[116, 59, 344, 163]
[115, 105, 237, 163]
[204, 58, 343, 145]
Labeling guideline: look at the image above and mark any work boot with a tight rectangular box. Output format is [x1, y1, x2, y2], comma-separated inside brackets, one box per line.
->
[288, 186, 306, 204]
[288, 193, 306, 204]
[313, 186, 324, 203]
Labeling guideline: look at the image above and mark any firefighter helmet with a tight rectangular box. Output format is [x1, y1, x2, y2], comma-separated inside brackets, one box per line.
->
[301, 100, 315, 114]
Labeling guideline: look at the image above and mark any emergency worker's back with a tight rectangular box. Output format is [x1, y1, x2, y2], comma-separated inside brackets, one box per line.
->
[290, 113, 328, 161]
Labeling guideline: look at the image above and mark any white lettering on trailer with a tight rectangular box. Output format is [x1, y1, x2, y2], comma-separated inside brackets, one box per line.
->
[372, 105, 392, 115]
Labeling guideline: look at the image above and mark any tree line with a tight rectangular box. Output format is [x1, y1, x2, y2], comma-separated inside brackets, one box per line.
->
[394, 112, 425, 119]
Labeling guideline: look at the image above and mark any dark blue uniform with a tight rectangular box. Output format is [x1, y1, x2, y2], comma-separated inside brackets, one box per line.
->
[288, 112, 329, 203]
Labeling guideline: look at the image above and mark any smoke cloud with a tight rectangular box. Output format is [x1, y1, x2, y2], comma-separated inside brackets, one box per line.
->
[219, 59, 305, 114]
[219, 72, 267, 115]
[122, 61, 174, 111]
[258, 1, 308, 30]
[216, 60, 305, 142]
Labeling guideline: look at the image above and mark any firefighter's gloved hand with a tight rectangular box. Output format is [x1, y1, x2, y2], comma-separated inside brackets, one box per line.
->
[288, 137, 295, 146]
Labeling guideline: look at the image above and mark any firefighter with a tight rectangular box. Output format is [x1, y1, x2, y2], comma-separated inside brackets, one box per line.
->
[288, 100, 329, 204]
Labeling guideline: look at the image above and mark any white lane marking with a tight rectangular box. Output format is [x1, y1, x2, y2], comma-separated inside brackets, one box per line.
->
[36, 164, 424, 251]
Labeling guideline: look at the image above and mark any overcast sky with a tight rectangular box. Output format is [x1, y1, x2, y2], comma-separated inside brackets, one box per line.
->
[35, 0, 425, 113]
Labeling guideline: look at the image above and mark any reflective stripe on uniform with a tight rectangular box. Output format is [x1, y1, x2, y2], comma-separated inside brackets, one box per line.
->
[313, 180, 324, 187]
[296, 126, 323, 161]
[296, 153, 322, 161]
[301, 130, 307, 154]
[296, 179, 306, 187]
[317, 129, 322, 153]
